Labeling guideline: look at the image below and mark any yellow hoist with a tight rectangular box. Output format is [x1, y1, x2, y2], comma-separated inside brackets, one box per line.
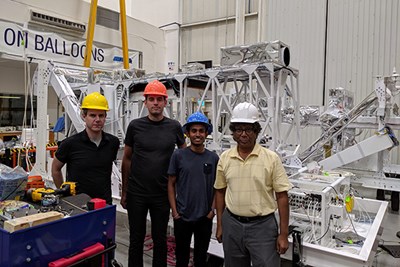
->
[84, 0, 129, 69]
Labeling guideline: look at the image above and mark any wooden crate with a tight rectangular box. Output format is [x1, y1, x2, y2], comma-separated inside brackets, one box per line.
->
[4, 211, 64, 233]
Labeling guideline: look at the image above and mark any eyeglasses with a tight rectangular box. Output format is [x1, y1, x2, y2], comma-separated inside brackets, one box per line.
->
[234, 128, 254, 135]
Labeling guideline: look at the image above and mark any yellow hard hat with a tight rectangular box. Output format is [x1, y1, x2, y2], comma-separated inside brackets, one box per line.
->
[81, 92, 109, 111]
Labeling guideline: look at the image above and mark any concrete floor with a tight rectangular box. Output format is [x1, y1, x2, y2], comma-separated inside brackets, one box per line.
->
[113, 209, 400, 267]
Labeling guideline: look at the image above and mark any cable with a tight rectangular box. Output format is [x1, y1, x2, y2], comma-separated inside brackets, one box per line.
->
[345, 208, 359, 236]
[314, 215, 332, 242]
[324, 185, 339, 195]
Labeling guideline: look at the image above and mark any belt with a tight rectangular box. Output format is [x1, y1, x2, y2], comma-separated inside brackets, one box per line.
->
[226, 209, 273, 223]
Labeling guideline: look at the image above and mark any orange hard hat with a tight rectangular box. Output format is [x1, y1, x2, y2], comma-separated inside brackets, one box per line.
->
[143, 80, 168, 98]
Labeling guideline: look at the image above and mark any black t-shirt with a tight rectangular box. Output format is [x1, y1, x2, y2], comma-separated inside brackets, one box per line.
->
[168, 147, 219, 221]
[55, 130, 120, 204]
[124, 116, 185, 197]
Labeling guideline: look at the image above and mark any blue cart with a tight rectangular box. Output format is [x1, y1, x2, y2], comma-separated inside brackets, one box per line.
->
[0, 205, 116, 267]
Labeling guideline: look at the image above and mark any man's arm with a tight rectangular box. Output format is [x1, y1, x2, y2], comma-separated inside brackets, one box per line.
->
[167, 175, 180, 219]
[120, 145, 133, 209]
[51, 156, 65, 188]
[206, 194, 216, 219]
[215, 187, 226, 243]
[275, 191, 289, 254]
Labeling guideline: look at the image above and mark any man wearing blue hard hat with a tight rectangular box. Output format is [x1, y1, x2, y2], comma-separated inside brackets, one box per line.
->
[167, 111, 219, 267]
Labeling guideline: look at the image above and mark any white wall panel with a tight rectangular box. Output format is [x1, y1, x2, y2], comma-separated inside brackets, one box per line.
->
[267, 0, 327, 106]
[182, 0, 235, 24]
[84, 0, 133, 17]
[181, 0, 236, 66]
[181, 21, 235, 66]
[181, 0, 261, 66]
[244, 15, 258, 43]
[326, 0, 400, 103]
[130, 0, 179, 27]
[266, 0, 328, 151]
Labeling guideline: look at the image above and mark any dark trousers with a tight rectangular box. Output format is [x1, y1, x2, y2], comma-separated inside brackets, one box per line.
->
[127, 193, 170, 267]
[222, 210, 280, 267]
[174, 216, 213, 267]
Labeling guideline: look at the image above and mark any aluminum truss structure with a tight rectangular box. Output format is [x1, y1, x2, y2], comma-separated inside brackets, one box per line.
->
[295, 69, 400, 191]
[173, 63, 301, 156]
[34, 60, 302, 152]
[125, 61, 301, 157]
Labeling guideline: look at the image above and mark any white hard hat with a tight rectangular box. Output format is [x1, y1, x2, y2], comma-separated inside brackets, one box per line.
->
[231, 102, 259, 123]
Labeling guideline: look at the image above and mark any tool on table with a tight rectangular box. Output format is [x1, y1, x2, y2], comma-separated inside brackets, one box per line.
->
[26, 182, 76, 206]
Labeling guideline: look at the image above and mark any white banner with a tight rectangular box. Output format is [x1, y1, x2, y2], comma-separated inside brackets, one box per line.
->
[0, 20, 139, 69]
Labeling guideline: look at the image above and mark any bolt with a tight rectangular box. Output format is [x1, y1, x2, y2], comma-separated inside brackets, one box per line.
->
[26, 244, 31, 250]
[26, 258, 31, 262]
[103, 220, 107, 225]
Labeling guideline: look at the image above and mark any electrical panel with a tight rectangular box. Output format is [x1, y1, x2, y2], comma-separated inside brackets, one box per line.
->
[289, 173, 350, 245]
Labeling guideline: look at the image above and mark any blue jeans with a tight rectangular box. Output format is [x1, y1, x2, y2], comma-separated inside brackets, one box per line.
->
[127, 193, 170, 267]
[173, 216, 213, 267]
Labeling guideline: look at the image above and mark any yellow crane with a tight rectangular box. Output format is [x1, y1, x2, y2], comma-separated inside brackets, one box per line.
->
[84, 0, 129, 69]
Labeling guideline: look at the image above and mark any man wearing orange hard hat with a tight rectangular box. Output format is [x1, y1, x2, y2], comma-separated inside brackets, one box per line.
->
[121, 80, 186, 267]
[52, 92, 120, 204]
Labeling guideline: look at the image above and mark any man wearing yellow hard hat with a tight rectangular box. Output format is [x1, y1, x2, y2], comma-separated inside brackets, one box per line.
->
[51, 92, 120, 204]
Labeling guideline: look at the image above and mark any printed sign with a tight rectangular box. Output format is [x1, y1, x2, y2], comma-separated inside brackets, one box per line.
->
[0, 20, 139, 69]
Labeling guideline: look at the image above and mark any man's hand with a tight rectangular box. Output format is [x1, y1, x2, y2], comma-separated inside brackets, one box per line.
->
[276, 233, 289, 254]
[216, 226, 223, 243]
[206, 210, 215, 219]
[172, 211, 180, 220]
[120, 193, 127, 209]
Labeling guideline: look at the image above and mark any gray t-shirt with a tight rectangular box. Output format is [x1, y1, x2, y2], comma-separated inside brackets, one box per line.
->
[168, 147, 219, 221]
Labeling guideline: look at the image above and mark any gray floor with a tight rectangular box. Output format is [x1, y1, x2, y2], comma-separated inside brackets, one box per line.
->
[113, 208, 400, 267]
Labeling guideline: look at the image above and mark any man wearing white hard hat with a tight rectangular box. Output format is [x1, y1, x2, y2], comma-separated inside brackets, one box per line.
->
[214, 102, 292, 267]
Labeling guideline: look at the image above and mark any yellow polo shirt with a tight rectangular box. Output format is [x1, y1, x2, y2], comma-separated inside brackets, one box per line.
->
[214, 144, 292, 217]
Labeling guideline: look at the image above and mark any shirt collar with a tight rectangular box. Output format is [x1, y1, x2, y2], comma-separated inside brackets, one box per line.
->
[81, 129, 109, 143]
[230, 143, 262, 159]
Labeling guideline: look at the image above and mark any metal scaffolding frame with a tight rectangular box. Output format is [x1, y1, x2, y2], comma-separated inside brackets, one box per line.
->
[35, 59, 301, 155]
[123, 62, 301, 156]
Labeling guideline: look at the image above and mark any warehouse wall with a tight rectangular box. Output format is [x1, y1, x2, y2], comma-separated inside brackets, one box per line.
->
[322, 0, 400, 163]
[87, 0, 181, 73]
[85, 0, 133, 17]
[180, 0, 400, 163]
[181, 0, 243, 66]
[130, 0, 181, 73]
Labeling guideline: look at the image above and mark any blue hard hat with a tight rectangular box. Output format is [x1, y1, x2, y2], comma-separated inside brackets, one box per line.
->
[183, 112, 213, 134]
